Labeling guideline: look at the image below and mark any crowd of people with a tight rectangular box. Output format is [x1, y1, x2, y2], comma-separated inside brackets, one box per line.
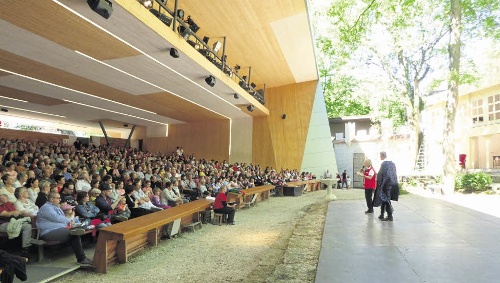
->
[0, 137, 315, 264]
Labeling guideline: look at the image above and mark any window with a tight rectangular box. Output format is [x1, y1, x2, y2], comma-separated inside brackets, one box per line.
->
[488, 94, 500, 121]
[471, 99, 483, 124]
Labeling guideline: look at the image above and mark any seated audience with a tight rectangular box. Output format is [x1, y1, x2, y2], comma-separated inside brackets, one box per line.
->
[213, 185, 236, 225]
[161, 181, 183, 207]
[24, 177, 39, 203]
[75, 191, 111, 230]
[14, 187, 39, 217]
[95, 184, 127, 223]
[35, 180, 51, 208]
[0, 188, 44, 258]
[60, 181, 77, 206]
[124, 185, 154, 219]
[151, 188, 170, 210]
[113, 197, 131, 220]
[36, 192, 92, 265]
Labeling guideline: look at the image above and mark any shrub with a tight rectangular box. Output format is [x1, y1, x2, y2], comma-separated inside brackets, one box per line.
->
[456, 172, 492, 193]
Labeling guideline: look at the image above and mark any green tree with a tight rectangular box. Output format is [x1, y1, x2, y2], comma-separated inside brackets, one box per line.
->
[322, 74, 371, 118]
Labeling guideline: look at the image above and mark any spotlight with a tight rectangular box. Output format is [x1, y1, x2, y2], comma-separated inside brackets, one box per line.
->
[234, 93, 239, 99]
[203, 36, 210, 45]
[234, 65, 241, 71]
[282, 114, 287, 119]
[176, 9, 185, 20]
[205, 75, 216, 87]
[242, 76, 247, 82]
[247, 105, 254, 112]
[250, 82, 256, 89]
[239, 80, 248, 90]
[185, 16, 200, 33]
[213, 41, 222, 53]
[138, 0, 152, 8]
[88, 0, 113, 19]
[170, 48, 179, 58]
[178, 26, 190, 40]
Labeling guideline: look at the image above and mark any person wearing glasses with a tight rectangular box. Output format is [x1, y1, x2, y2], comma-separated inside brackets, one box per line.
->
[36, 192, 92, 265]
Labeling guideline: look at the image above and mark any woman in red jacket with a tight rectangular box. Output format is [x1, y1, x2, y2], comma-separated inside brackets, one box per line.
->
[357, 159, 377, 214]
[213, 185, 236, 225]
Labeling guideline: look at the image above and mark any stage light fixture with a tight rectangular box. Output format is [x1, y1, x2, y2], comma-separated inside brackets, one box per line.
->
[88, 0, 113, 19]
[282, 114, 287, 119]
[213, 41, 222, 53]
[247, 105, 254, 112]
[205, 75, 216, 87]
[185, 16, 200, 33]
[176, 9, 185, 19]
[234, 65, 241, 71]
[138, 0, 152, 8]
[170, 48, 179, 58]
[250, 82, 256, 89]
[178, 26, 190, 40]
[203, 36, 210, 45]
[234, 93, 239, 99]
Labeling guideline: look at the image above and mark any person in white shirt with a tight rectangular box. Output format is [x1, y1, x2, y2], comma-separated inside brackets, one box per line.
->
[75, 171, 91, 193]
[132, 179, 162, 211]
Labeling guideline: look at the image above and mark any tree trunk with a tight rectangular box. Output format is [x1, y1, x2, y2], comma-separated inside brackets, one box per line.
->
[442, 0, 462, 195]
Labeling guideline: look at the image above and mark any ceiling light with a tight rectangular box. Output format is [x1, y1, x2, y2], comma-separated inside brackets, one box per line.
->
[0, 95, 28, 103]
[205, 76, 216, 87]
[87, 0, 113, 19]
[203, 36, 210, 45]
[0, 104, 65, 118]
[247, 105, 254, 112]
[170, 48, 179, 58]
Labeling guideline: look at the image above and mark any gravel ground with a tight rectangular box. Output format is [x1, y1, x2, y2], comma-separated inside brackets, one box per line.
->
[55, 190, 329, 283]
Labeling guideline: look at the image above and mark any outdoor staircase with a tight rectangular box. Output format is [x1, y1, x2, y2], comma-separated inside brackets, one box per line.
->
[414, 140, 427, 171]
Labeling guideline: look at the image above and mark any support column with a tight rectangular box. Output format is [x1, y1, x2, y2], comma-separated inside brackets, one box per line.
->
[98, 121, 110, 147]
[124, 125, 136, 149]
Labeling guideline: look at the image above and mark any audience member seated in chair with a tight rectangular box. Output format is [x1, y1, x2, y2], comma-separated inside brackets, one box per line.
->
[151, 188, 170, 210]
[161, 181, 183, 207]
[75, 191, 111, 230]
[132, 179, 162, 211]
[213, 185, 236, 225]
[95, 184, 128, 223]
[36, 192, 92, 265]
[14, 187, 39, 217]
[0, 189, 44, 259]
[124, 185, 154, 219]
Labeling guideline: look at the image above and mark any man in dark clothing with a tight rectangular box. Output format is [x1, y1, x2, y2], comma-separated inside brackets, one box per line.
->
[373, 152, 399, 221]
[95, 184, 127, 222]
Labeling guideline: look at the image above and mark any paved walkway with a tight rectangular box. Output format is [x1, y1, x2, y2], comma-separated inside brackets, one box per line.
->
[316, 189, 500, 283]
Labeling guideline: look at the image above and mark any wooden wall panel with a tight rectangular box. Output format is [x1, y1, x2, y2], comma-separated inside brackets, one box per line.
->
[253, 81, 318, 170]
[0, 128, 69, 144]
[144, 137, 170, 155]
[167, 120, 230, 161]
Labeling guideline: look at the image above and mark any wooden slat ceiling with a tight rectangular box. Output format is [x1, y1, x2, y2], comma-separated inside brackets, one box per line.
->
[0, 0, 317, 132]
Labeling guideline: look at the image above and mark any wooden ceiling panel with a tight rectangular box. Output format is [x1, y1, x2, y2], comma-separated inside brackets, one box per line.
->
[0, 0, 139, 61]
[0, 49, 224, 123]
[0, 85, 67, 106]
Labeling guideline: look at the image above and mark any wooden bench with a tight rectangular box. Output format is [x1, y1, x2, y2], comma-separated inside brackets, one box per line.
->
[92, 199, 213, 273]
[227, 185, 275, 208]
[282, 180, 322, 196]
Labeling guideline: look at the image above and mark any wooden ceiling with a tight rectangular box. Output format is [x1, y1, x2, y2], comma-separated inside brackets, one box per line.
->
[0, 0, 317, 134]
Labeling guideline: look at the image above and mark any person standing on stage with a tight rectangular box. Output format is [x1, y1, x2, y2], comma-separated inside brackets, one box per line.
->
[357, 159, 376, 214]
